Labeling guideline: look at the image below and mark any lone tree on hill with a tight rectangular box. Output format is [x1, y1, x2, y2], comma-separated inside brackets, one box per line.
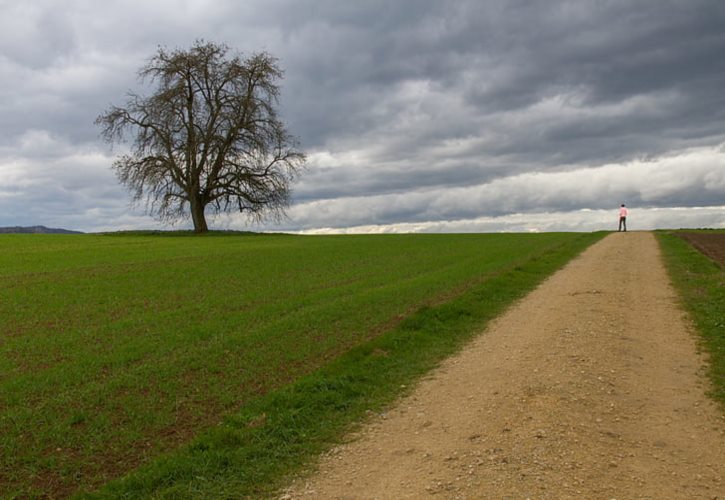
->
[97, 41, 305, 233]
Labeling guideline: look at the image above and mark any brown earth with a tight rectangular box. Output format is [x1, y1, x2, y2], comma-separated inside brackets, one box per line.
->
[282, 232, 725, 499]
[677, 232, 725, 266]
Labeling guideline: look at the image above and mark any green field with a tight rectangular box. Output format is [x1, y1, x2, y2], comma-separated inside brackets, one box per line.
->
[0, 232, 603, 497]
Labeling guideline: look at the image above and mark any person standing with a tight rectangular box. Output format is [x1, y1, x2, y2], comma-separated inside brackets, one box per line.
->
[618, 204, 628, 232]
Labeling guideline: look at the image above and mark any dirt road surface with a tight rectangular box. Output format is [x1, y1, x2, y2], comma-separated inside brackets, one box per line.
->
[283, 232, 724, 499]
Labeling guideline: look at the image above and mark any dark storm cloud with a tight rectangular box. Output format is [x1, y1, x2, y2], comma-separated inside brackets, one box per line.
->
[0, 0, 723, 231]
[277, 0, 725, 149]
[261, 0, 725, 211]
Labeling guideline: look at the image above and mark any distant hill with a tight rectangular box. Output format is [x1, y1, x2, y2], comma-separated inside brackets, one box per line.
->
[0, 225, 83, 234]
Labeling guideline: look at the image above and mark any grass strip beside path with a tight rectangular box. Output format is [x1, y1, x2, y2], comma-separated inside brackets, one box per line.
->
[89, 232, 605, 499]
[657, 231, 725, 409]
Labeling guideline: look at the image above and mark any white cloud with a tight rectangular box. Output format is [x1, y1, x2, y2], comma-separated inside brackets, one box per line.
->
[0, 131, 139, 230]
[281, 145, 725, 230]
[295, 206, 725, 235]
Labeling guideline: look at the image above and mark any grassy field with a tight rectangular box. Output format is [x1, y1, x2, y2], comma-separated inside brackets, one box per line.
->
[657, 230, 725, 408]
[0, 232, 603, 497]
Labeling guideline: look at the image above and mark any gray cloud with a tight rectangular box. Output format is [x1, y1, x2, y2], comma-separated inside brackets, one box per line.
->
[1, 0, 724, 232]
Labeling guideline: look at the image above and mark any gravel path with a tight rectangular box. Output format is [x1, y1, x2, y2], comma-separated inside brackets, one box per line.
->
[283, 232, 724, 499]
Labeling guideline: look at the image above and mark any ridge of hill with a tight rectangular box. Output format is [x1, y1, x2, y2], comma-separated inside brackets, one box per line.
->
[0, 225, 83, 234]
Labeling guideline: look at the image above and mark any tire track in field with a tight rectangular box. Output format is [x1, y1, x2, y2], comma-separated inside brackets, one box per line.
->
[282, 232, 725, 499]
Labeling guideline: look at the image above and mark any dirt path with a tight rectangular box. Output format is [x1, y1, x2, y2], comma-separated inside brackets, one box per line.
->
[283, 232, 724, 499]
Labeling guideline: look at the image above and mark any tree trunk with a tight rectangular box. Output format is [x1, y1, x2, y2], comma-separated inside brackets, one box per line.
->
[190, 197, 209, 233]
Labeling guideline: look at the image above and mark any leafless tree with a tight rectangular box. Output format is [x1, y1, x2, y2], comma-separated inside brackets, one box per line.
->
[96, 41, 305, 233]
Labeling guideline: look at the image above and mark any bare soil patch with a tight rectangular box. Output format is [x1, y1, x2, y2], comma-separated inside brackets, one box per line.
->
[677, 232, 725, 266]
[283, 232, 725, 499]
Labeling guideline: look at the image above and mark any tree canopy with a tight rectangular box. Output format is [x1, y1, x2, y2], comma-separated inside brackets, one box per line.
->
[97, 41, 305, 232]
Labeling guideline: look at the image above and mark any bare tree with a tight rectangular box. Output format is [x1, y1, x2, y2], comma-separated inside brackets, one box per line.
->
[96, 41, 305, 233]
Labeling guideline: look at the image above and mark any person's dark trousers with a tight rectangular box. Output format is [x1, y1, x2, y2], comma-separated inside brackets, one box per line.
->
[619, 217, 627, 231]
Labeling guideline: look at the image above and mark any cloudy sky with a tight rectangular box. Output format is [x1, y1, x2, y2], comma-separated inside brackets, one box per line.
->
[1, 0, 724, 233]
